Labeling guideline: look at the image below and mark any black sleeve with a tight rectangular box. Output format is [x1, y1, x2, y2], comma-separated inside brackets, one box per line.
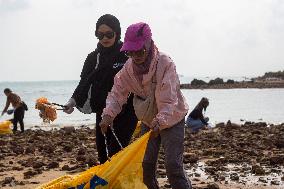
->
[71, 52, 96, 103]
[189, 109, 208, 125]
[198, 109, 208, 125]
[200, 112, 208, 125]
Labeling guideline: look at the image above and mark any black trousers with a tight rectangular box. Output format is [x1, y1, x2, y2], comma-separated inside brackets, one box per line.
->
[12, 106, 25, 132]
[95, 107, 137, 164]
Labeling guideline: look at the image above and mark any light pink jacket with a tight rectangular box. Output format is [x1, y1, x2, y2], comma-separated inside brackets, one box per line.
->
[102, 50, 188, 130]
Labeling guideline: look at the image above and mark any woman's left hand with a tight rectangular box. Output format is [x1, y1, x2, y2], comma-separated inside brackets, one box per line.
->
[150, 120, 160, 138]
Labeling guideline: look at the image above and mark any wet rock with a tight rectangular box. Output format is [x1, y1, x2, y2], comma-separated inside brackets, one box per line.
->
[43, 144, 55, 154]
[15, 180, 25, 185]
[63, 144, 73, 152]
[11, 146, 24, 155]
[269, 155, 284, 165]
[207, 182, 220, 189]
[85, 155, 98, 167]
[25, 146, 35, 154]
[0, 140, 8, 146]
[274, 139, 284, 148]
[23, 170, 38, 179]
[61, 165, 70, 171]
[47, 161, 59, 169]
[270, 168, 282, 174]
[77, 148, 86, 156]
[67, 165, 80, 171]
[12, 166, 24, 171]
[258, 177, 268, 183]
[251, 165, 265, 175]
[19, 158, 36, 167]
[226, 120, 240, 129]
[76, 155, 87, 162]
[230, 173, 239, 181]
[215, 122, 225, 128]
[3, 177, 15, 184]
[271, 180, 280, 185]
[32, 161, 45, 169]
[205, 166, 217, 175]
[244, 121, 253, 125]
[62, 127, 75, 135]
[194, 173, 201, 177]
[183, 153, 199, 164]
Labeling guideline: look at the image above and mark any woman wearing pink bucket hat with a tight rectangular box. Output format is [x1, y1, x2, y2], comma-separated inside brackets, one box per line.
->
[100, 22, 192, 189]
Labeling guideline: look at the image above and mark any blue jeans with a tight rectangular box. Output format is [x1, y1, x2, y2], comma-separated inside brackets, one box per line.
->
[186, 117, 207, 132]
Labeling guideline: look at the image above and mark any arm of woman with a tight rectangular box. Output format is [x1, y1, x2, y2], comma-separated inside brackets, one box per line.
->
[2, 98, 10, 115]
[154, 56, 181, 129]
[199, 110, 208, 125]
[102, 67, 130, 119]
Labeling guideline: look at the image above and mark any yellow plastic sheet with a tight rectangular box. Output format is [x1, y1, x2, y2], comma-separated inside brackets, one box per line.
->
[0, 120, 12, 134]
[37, 132, 150, 189]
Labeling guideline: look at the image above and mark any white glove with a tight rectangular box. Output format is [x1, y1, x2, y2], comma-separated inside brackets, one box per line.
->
[63, 98, 76, 114]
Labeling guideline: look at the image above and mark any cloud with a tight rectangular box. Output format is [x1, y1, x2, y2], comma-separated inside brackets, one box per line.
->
[0, 0, 30, 13]
[0, 0, 284, 81]
[70, 0, 95, 8]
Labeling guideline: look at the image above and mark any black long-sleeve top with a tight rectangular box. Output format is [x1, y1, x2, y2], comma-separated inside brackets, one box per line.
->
[188, 108, 208, 125]
[72, 41, 131, 114]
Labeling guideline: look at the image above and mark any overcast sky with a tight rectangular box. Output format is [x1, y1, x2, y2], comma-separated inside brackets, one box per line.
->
[0, 0, 284, 81]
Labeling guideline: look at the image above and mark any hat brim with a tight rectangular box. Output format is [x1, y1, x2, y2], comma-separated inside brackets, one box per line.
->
[120, 40, 144, 52]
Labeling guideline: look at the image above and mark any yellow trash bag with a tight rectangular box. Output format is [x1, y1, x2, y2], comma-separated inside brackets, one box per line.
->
[37, 132, 150, 189]
[0, 120, 12, 134]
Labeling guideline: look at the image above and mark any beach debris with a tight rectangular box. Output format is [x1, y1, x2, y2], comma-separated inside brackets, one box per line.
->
[35, 97, 57, 123]
[0, 120, 12, 134]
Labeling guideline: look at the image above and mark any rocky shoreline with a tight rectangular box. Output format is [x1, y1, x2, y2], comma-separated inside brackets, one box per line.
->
[1, 121, 284, 189]
[180, 82, 284, 89]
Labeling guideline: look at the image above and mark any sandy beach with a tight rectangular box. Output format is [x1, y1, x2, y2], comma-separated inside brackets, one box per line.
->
[1, 121, 284, 189]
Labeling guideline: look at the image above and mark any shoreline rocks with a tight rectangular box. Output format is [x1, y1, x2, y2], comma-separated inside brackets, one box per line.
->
[1, 121, 284, 188]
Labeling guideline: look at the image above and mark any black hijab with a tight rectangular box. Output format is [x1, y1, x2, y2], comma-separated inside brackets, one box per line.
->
[95, 14, 121, 54]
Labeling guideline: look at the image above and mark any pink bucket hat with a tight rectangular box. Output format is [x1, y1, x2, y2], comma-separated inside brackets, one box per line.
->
[120, 22, 152, 52]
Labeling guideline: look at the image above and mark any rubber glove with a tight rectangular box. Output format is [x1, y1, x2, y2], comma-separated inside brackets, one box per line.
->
[63, 98, 76, 114]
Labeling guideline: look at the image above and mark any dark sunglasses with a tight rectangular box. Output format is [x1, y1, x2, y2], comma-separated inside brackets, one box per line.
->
[96, 31, 115, 40]
[126, 49, 146, 57]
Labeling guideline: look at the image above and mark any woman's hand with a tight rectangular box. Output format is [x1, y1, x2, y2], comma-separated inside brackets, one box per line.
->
[150, 119, 160, 138]
[63, 98, 76, 114]
[99, 115, 113, 134]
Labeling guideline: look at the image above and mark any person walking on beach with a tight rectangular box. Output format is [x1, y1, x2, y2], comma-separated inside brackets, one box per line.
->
[63, 14, 137, 164]
[1, 88, 28, 132]
[186, 97, 209, 132]
[100, 22, 192, 189]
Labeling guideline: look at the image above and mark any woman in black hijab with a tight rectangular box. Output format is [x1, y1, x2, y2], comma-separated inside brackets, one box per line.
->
[64, 14, 138, 164]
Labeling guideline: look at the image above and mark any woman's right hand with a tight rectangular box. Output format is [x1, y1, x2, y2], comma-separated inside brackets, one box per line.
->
[63, 98, 76, 114]
[99, 115, 113, 134]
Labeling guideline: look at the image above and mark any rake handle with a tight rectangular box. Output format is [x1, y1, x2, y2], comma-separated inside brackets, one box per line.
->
[51, 103, 67, 108]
